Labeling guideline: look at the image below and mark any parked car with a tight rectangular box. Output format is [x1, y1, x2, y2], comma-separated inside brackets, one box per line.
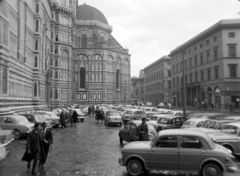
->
[200, 119, 235, 131]
[145, 111, 163, 121]
[225, 116, 240, 121]
[154, 115, 187, 132]
[0, 115, 34, 139]
[35, 111, 60, 127]
[121, 109, 146, 124]
[194, 113, 226, 120]
[168, 110, 194, 117]
[142, 107, 155, 112]
[70, 109, 88, 122]
[104, 111, 122, 126]
[209, 122, 240, 156]
[82, 106, 89, 114]
[157, 102, 166, 108]
[119, 120, 157, 144]
[119, 129, 240, 176]
[152, 108, 172, 114]
[0, 127, 14, 161]
[22, 114, 53, 127]
[181, 118, 206, 129]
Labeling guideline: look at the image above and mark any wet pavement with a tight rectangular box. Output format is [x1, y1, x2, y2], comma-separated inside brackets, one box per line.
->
[0, 115, 239, 176]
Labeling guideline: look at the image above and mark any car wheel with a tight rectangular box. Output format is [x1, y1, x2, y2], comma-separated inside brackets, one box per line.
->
[14, 129, 21, 139]
[126, 159, 143, 176]
[119, 135, 123, 144]
[202, 163, 222, 176]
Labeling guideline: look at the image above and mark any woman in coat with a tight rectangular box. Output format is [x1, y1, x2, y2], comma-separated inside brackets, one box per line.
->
[72, 110, 78, 127]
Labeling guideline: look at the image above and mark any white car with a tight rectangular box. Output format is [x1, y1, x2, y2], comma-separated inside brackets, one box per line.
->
[71, 109, 87, 122]
[181, 118, 206, 129]
[36, 111, 60, 127]
[104, 111, 122, 126]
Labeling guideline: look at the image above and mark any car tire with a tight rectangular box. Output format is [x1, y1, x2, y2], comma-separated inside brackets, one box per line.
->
[202, 163, 222, 176]
[119, 135, 123, 144]
[126, 159, 143, 176]
[14, 129, 21, 139]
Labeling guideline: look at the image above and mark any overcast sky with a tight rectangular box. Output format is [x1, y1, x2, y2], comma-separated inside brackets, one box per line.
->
[79, 0, 240, 77]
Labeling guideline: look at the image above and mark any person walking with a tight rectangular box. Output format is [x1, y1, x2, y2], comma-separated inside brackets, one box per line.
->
[137, 118, 148, 141]
[88, 106, 92, 117]
[60, 110, 66, 129]
[69, 110, 73, 127]
[22, 122, 45, 175]
[99, 108, 104, 123]
[72, 110, 78, 127]
[95, 106, 100, 123]
[92, 105, 95, 118]
[38, 122, 53, 169]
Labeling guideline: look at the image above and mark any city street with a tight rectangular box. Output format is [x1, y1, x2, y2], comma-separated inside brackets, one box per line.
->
[1, 113, 240, 176]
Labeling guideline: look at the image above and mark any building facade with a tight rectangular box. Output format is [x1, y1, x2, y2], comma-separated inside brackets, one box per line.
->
[169, 14, 240, 109]
[0, 0, 131, 115]
[131, 76, 144, 104]
[144, 56, 172, 106]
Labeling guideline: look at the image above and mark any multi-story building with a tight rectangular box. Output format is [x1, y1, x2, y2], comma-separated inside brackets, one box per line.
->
[0, 0, 131, 115]
[144, 56, 171, 106]
[169, 14, 240, 109]
[131, 71, 144, 103]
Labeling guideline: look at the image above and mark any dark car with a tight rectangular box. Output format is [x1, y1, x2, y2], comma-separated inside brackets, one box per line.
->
[154, 115, 187, 132]
[119, 120, 157, 144]
[22, 114, 53, 128]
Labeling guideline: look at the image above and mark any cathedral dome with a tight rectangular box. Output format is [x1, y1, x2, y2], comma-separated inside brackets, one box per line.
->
[76, 3, 108, 25]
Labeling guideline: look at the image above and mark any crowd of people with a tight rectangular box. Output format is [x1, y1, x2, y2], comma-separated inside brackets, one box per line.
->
[22, 122, 53, 175]
[59, 109, 78, 128]
[88, 105, 104, 123]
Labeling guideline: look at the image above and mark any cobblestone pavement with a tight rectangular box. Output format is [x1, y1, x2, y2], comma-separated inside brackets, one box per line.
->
[0, 115, 239, 176]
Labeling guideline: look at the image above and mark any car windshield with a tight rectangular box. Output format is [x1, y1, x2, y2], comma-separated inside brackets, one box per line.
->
[222, 125, 239, 135]
[149, 116, 158, 121]
[202, 121, 216, 129]
[109, 112, 120, 116]
[183, 121, 195, 126]
[35, 115, 47, 122]
[17, 116, 30, 124]
[157, 118, 169, 124]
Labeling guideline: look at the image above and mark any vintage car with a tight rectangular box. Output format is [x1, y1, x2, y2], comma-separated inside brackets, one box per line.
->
[208, 123, 240, 156]
[0, 115, 34, 139]
[119, 120, 157, 144]
[225, 116, 240, 121]
[35, 111, 60, 127]
[168, 110, 194, 117]
[194, 113, 226, 120]
[104, 111, 122, 126]
[0, 127, 14, 161]
[142, 107, 155, 112]
[70, 108, 88, 122]
[154, 115, 187, 132]
[181, 118, 206, 129]
[145, 112, 163, 121]
[200, 119, 235, 131]
[22, 113, 53, 127]
[119, 129, 240, 176]
[121, 109, 146, 124]
[152, 108, 172, 114]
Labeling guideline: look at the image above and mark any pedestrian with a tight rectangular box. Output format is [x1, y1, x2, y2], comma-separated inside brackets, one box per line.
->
[69, 110, 73, 127]
[92, 105, 95, 117]
[95, 106, 100, 123]
[137, 118, 148, 141]
[88, 106, 92, 117]
[60, 110, 66, 129]
[72, 110, 78, 127]
[38, 122, 53, 169]
[22, 122, 45, 175]
[99, 108, 104, 123]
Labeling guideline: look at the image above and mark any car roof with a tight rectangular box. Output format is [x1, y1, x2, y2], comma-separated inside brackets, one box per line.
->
[0, 114, 26, 118]
[158, 129, 210, 139]
[153, 114, 183, 119]
[187, 118, 206, 122]
[224, 122, 240, 128]
[199, 113, 225, 116]
[204, 119, 235, 122]
[128, 120, 154, 126]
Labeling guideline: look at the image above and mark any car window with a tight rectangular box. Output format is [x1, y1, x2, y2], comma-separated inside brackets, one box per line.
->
[125, 123, 130, 130]
[196, 121, 204, 127]
[180, 136, 202, 149]
[222, 125, 239, 135]
[5, 118, 13, 123]
[156, 136, 178, 148]
[158, 118, 169, 124]
[202, 121, 217, 129]
[130, 124, 137, 132]
[172, 118, 180, 124]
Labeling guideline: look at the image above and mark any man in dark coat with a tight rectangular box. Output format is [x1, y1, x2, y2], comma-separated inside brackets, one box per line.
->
[99, 108, 104, 123]
[72, 110, 78, 127]
[22, 122, 45, 175]
[60, 110, 66, 129]
[137, 118, 149, 141]
[95, 107, 100, 123]
[38, 122, 53, 169]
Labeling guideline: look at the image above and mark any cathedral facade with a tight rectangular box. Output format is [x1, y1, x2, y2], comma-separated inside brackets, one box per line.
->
[0, 0, 131, 115]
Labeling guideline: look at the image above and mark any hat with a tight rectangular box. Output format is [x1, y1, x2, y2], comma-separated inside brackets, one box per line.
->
[34, 122, 41, 128]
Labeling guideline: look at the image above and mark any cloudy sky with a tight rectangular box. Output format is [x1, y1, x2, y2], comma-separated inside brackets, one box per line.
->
[80, 0, 240, 77]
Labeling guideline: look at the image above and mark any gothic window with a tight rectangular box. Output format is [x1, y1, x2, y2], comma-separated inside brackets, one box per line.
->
[116, 69, 120, 89]
[34, 56, 38, 67]
[36, 3, 39, 13]
[82, 34, 87, 48]
[55, 89, 58, 99]
[35, 39, 38, 50]
[34, 82, 37, 97]
[2, 66, 8, 94]
[80, 67, 85, 88]
[36, 20, 39, 32]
